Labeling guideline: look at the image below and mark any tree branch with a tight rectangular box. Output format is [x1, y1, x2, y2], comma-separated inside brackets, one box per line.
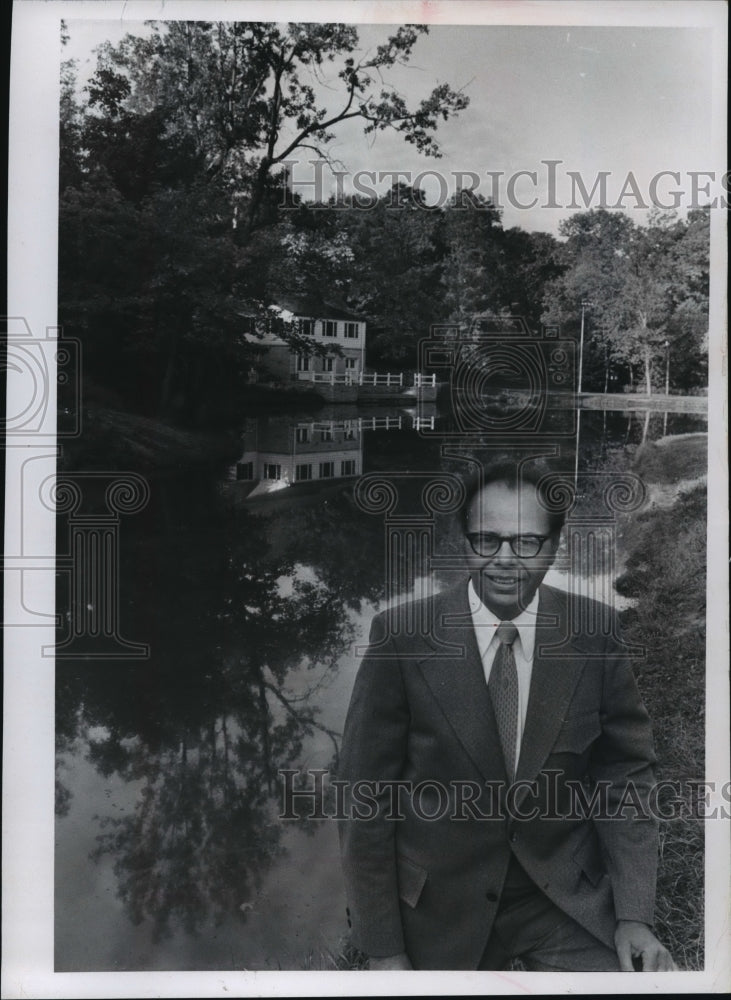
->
[262, 680, 341, 764]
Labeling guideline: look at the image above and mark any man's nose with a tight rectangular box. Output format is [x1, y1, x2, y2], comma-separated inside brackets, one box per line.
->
[493, 538, 517, 563]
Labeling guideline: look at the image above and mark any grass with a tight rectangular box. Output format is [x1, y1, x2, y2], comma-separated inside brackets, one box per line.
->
[302, 939, 369, 971]
[632, 433, 708, 485]
[616, 482, 707, 970]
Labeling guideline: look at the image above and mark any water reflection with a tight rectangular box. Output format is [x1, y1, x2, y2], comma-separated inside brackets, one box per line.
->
[55, 456, 394, 968]
[55, 403, 707, 970]
[227, 409, 439, 498]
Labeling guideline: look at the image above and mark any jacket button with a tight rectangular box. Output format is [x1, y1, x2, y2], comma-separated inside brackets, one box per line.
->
[486, 890, 498, 902]
[510, 832, 518, 843]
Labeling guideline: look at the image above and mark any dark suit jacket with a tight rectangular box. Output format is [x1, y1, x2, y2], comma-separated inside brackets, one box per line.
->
[338, 579, 658, 970]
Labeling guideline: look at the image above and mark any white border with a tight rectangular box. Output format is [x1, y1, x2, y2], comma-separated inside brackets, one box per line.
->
[4, 2, 729, 997]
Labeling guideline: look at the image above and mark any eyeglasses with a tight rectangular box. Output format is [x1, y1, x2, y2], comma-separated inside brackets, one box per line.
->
[465, 532, 551, 558]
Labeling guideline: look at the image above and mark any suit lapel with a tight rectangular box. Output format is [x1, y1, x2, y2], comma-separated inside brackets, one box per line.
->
[515, 585, 588, 789]
[416, 580, 508, 784]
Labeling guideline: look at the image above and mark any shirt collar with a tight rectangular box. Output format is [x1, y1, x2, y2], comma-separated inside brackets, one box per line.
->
[467, 578, 540, 661]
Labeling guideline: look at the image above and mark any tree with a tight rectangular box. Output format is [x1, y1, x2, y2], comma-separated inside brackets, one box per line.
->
[341, 182, 449, 365]
[59, 21, 471, 416]
[541, 209, 709, 395]
[661, 208, 710, 390]
[440, 191, 504, 328]
[59, 172, 267, 421]
[496, 227, 563, 330]
[87, 22, 470, 231]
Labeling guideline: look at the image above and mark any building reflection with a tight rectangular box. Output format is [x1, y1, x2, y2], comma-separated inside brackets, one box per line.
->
[228, 413, 429, 498]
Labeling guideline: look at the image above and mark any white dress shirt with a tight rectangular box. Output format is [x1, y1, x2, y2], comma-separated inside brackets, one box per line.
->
[467, 578, 540, 773]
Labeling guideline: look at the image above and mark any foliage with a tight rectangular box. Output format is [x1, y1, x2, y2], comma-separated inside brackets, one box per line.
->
[541, 208, 709, 394]
[339, 183, 451, 364]
[60, 22, 709, 422]
[81, 22, 468, 230]
[439, 191, 504, 326]
[59, 22, 470, 417]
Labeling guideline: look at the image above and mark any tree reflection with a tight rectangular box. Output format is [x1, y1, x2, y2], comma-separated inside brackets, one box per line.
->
[261, 487, 387, 610]
[56, 484, 357, 942]
[90, 724, 285, 940]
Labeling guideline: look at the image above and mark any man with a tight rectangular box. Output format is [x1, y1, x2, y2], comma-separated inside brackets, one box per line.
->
[338, 461, 675, 972]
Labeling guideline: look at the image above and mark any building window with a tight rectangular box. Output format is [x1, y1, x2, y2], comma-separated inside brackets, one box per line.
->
[263, 464, 282, 480]
[344, 427, 356, 440]
[300, 318, 313, 336]
[320, 427, 333, 442]
[319, 461, 335, 478]
[344, 322, 359, 339]
[236, 461, 254, 480]
[295, 427, 310, 443]
[296, 355, 310, 372]
[341, 459, 356, 476]
[323, 320, 337, 338]
[345, 358, 357, 370]
[296, 463, 312, 481]
[323, 357, 335, 372]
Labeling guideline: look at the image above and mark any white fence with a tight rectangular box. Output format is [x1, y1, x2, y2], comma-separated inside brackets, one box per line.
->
[296, 416, 403, 434]
[360, 372, 404, 387]
[296, 371, 436, 388]
[296, 371, 355, 385]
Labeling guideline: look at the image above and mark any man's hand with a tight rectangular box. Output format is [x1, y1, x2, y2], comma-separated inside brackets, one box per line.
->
[614, 920, 677, 971]
[369, 952, 413, 970]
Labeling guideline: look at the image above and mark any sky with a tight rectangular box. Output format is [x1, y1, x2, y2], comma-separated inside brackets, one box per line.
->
[63, 16, 718, 234]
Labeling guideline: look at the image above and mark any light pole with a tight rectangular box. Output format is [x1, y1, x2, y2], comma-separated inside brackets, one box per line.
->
[578, 300, 592, 395]
[574, 300, 590, 490]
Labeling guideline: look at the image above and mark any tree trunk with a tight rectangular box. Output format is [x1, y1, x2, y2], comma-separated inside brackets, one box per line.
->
[643, 349, 652, 396]
[258, 675, 272, 795]
[246, 158, 271, 235]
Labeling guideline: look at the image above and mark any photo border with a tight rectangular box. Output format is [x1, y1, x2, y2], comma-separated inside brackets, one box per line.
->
[4, 1, 728, 996]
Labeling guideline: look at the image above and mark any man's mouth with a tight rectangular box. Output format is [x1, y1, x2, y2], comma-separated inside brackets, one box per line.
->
[484, 573, 521, 589]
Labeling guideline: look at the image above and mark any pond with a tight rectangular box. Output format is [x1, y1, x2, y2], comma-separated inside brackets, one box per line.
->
[54, 401, 707, 971]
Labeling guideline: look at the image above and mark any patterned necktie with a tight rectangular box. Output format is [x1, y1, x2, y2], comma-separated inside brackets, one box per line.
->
[488, 622, 519, 780]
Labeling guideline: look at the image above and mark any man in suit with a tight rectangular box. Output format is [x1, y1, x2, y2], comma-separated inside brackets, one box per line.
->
[338, 461, 675, 972]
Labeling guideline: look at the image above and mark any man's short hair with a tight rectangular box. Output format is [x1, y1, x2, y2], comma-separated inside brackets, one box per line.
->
[458, 458, 571, 537]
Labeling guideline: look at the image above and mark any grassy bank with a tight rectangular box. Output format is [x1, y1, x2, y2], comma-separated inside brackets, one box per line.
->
[59, 379, 325, 473]
[580, 393, 708, 413]
[616, 481, 707, 969]
[632, 433, 708, 485]
[60, 405, 242, 473]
